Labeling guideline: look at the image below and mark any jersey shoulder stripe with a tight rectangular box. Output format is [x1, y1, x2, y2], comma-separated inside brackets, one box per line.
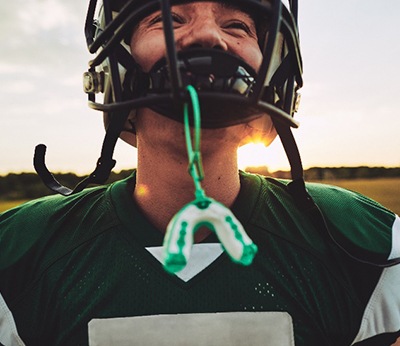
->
[351, 215, 400, 344]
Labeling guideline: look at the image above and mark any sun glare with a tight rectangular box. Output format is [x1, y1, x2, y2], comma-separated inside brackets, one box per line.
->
[237, 143, 270, 169]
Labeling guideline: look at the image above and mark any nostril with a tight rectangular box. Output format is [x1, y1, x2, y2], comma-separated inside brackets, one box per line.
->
[177, 28, 228, 51]
[186, 43, 224, 50]
[188, 43, 203, 49]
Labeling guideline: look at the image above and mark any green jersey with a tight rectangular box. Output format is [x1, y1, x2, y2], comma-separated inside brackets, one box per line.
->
[0, 171, 399, 345]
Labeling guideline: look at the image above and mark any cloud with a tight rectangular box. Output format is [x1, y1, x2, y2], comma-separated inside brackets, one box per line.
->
[0, 0, 92, 118]
[18, 1, 76, 33]
[0, 0, 89, 64]
[0, 63, 20, 74]
[3, 80, 36, 94]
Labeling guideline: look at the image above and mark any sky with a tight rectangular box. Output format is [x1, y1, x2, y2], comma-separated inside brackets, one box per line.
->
[1, 0, 399, 175]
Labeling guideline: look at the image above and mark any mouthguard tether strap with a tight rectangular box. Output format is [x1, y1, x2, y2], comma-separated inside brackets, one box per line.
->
[162, 85, 258, 274]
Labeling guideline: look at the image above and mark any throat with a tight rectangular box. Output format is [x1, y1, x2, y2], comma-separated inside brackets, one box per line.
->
[133, 163, 241, 241]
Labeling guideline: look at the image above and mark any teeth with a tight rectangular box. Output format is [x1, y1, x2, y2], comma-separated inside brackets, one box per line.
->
[149, 49, 255, 95]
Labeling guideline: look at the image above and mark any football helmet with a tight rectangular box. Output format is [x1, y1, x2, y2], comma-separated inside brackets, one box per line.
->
[84, 0, 302, 141]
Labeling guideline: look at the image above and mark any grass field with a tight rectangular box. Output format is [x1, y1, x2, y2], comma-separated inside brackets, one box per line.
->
[0, 200, 29, 213]
[0, 178, 399, 215]
[309, 177, 400, 215]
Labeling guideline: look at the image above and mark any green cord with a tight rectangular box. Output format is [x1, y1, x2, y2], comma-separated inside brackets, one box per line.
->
[183, 85, 206, 200]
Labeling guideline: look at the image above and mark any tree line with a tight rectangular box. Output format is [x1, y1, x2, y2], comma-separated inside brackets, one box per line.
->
[0, 170, 134, 201]
[247, 166, 400, 181]
[0, 166, 399, 201]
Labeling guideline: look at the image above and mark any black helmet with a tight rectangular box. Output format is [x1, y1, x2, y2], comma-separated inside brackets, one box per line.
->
[85, 0, 302, 143]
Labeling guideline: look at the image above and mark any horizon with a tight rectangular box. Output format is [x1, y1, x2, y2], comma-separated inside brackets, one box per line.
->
[1, 164, 400, 178]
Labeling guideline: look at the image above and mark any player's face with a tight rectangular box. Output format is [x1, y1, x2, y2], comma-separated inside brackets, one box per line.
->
[130, 2, 276, 150]
[130, 2, 262, 72]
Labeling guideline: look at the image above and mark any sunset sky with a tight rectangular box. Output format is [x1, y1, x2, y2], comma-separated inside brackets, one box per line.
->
[1, 0, 399, 175]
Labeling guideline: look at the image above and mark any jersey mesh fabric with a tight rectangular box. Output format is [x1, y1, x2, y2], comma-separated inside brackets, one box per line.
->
[0, 171, 396, 345]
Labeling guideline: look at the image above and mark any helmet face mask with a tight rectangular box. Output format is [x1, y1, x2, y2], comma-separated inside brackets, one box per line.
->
[84, 0, 303, 147]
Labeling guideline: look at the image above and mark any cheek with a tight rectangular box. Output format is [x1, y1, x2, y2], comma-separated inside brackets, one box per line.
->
[231, 41, 263, 72]
[244, 45, 263, 72]
[130, 33, 166, 72]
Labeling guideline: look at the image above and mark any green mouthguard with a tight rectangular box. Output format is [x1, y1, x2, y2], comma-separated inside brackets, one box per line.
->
[162, 85, 258, 274]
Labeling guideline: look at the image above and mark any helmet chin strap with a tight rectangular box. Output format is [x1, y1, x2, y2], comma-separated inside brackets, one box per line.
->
[272, 119, 316, 211]
[33, 108, 129, 196]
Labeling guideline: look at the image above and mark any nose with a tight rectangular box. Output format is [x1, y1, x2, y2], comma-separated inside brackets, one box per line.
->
[176, 20, 228, 51]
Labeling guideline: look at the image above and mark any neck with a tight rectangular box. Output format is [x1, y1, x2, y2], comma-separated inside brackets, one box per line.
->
[133, 140, 241, 237]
